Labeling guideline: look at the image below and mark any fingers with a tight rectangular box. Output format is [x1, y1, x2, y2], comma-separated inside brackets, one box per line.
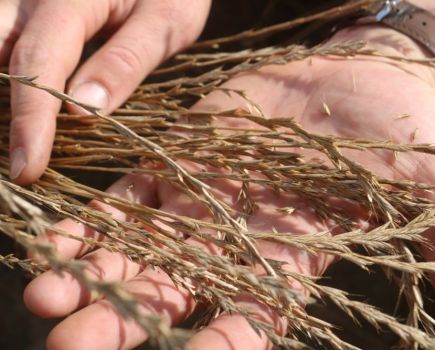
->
[37, 173, 159, 260]
[185, 187, 336, 350]
[45, 267, 194, 350]
[31, 170, 333, 350]
[24, 248, 142, 318]
[8, 0, 210, 184]
[25, 173, 158, 318]
[0, 0, 31, 65]
[8, 1, 88, 184]
[41, 182, 220, 349]
[188, 296, 284, 350]
[67, 0, 211, 115]
[44, 226, 221, 350]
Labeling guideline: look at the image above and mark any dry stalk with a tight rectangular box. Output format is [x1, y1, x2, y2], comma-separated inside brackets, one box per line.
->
[0, 2, 434, 349]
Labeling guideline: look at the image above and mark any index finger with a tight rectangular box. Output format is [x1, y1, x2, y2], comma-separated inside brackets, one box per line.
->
[8, 1, 87, 184]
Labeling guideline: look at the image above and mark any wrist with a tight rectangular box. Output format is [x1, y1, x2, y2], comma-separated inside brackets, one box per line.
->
[332, 26, 430, 59]
[331, 0, 435, 59]
[406, 0, 435, 13]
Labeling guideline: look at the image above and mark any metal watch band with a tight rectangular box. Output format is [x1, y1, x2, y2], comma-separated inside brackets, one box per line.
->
[363, 0, 435, 55]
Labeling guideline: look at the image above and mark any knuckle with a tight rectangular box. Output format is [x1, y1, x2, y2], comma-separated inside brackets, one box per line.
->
[152, 0, 180, 23]
[104, 41, 145, 77]
[9, 112, 38, 143]
[109, 0, 136, 19]
[10, 37, 51, 73]
[9, 114, 27, 136]
[146, 1, 186, 38]
[152, 0, 207, 49]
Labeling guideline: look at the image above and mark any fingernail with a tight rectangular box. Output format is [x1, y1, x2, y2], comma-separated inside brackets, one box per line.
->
[10, 147, 27, 180]
[70, 82, 109, 114]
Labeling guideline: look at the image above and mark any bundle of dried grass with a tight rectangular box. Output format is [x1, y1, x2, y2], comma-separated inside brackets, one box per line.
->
[0, 0, 434, 349]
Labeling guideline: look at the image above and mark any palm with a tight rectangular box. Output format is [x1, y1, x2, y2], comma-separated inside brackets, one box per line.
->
[212, 55, 435, 183]
[24, 29, 435, 350]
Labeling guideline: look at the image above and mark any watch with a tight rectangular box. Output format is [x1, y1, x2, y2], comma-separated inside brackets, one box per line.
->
[356, 0, 435, 55]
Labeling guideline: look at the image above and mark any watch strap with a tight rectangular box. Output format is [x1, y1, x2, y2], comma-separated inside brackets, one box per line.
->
[363, 1, 435, 55]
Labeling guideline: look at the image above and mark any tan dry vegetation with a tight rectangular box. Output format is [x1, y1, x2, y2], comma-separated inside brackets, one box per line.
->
[0, 0, 434, 349]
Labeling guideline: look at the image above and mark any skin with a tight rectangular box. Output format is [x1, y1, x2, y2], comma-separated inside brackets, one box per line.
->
[24, 24, 435, 350]
[3, 0, 211, 184]
[0, 0, 433, 349]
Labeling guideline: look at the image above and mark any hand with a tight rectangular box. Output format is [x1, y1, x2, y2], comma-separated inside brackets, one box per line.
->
[22, 24, 435, 350]
[3, 0, 211, 184]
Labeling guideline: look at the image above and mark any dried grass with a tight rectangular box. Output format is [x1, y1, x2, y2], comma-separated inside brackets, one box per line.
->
[0, 0, 434, 349]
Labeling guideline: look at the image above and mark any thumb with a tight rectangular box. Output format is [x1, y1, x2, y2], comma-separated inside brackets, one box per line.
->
[8, 0, 133, 184]
[67, 0, 211, 115]
[8, 1, 88, 184]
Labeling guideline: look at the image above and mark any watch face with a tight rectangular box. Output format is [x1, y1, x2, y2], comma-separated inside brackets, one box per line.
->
[371, 1, 400, 21]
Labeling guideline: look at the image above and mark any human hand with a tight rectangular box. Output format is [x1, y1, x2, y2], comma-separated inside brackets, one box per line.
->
[3, 0, 210, 184]
[22, 20, 435, 350]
